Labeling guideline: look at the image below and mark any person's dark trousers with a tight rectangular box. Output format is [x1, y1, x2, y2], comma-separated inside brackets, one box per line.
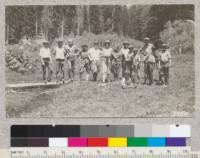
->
[146, 62, 154, 85]
[67, 60, 75, 80]
[93, 72, 98, 81]
[42, 59, 52, 82]
[163, 67, 169, 85]
[122, 60, 126, 78]
[56, 59, 65, 80]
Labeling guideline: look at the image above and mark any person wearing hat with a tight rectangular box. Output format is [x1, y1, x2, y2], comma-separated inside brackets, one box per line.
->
[120, 41, 130, 78]
[121, 45, 135, 87]
[100, 40, 113, 83]
[88, 41, 102, 81]
[132, 48, 141, 84]
[39, 40, 53, 83]
[53, 39, 66, 82]
[78, 44, 91, 81]
[111, 45, 123, 81]
[64, 39, 80, 81]
[158, 43, 171, 86]
[141, 37, 155, 85]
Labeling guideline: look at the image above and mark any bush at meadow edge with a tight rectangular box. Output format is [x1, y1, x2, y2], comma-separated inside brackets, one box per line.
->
[160, 20, 194, 54]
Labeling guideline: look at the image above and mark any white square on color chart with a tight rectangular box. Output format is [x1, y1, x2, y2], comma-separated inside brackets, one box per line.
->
[49, 138, 68, 147]
[170, 125, 191, 137]
[152, 125, 170, 137]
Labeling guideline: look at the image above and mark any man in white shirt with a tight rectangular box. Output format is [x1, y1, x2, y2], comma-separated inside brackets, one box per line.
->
[39, 40, 53, 82]
[88, 41, 101, 81]
[120, 41, 130, 78]
[53, 40, 66, 82]
[101, 40, 113, 83]
[64, 39, 79, 81]
[158, 44, 172, 86]
[141, 37, 155, 85]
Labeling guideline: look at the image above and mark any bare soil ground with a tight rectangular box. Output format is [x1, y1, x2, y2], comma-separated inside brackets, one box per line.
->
[6, 54, 194, 118]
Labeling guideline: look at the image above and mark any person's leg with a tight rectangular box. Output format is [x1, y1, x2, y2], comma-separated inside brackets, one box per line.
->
[136, 65, 140, 84]
[85, 63, 90, 81]
[71, 60, 75, 80]
[42, 64, 46, 81]
[92, 62, 97, 81]
[60, 61, 65, 80]
[143, 63, 147, 84]
[47, 62, 53, 82]
[79, 62, 85, 81]
[101, 61, 107, 83]
[149, 63, 154, 85]
[67, 60, 72, 80]
[130, 64, 133, 83]
[160, 67, 165, 85]
[56, 60, 60, 81]
[164, 67, 169, 85]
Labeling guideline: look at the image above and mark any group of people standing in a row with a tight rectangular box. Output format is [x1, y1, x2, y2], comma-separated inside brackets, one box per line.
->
[39, 37, 171, 87]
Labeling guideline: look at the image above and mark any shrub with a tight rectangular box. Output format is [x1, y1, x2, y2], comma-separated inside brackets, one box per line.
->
[160, 20, 194, 54]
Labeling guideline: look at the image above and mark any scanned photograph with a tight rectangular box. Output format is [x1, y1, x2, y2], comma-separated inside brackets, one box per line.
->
[5, 5, 194, 117]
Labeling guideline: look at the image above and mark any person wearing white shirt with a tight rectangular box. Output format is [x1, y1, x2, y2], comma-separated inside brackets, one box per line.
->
[158, 44, 172, 86]
[101, 40, 112, 83]
[120, 41, 130, 78]
[64, 39, 79, 81]
[141, 37, 155, 85]
[39, 41, 52, 82]
[53, 40, 66, 82]
[88, 41, 101, 81]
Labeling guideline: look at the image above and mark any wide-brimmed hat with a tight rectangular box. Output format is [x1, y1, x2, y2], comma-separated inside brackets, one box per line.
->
[68, 39, 73, 43]
[57, 39, 63, 42]
[42, 40, 49, 44]
[123, 41, 129, 45]
[162, 43, 169, 49]
[144, 37, 150, 41]
[82, 44, 88, 47]
[128, 45, 134, 49]
[133, 48, 138, 52]
[94, 41, 99, 44]
[105, 40, 111, 44]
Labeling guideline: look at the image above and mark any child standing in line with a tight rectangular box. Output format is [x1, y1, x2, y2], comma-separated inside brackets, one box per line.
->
[78, 44, 91, 81]
[101, 40, 112, 83]
[120, 41, 130, 78]
[39, 40, 53, 83]
[158, 44, 172, 87]
[64, 39, 79, 81]
[88, 41, 102, 81]
[111, 45, 123, 81]
[132, 48, 141, 84]
[121, 45, 135, 88]
[53, 39, 66, 82]
[141, 37, 155, 85]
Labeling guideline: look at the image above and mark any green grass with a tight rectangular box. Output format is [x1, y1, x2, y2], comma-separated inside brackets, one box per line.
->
[6, 54, 195, 118]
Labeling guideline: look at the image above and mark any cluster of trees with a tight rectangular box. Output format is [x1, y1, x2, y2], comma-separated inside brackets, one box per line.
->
[5, 5, 194, 44]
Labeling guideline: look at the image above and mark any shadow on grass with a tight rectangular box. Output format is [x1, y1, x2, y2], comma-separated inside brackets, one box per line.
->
[6, 91, 54, 117]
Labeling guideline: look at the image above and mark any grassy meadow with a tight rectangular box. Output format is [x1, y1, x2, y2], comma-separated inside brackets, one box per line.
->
[6, 49, 195, 117]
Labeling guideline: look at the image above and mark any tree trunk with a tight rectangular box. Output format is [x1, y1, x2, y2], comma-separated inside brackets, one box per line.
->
[77, 6, 80, 36]
[111, 6, 115, 32]
[87, 6, 91, 33]
[35, 13, 38, 36]
[6, 24, 9, 44]
[61, 16, 64, 38]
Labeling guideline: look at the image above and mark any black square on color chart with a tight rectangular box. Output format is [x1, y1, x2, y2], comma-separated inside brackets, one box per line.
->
[11, 125, 28, 137]
[11, 138, 28, 147]
[11, 125, 81, 138]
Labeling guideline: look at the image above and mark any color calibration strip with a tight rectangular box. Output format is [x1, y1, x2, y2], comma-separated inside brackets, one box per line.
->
[11, 125, 190, 147]
[11, 137, 187, 147]
[11, 125, 191, 137]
